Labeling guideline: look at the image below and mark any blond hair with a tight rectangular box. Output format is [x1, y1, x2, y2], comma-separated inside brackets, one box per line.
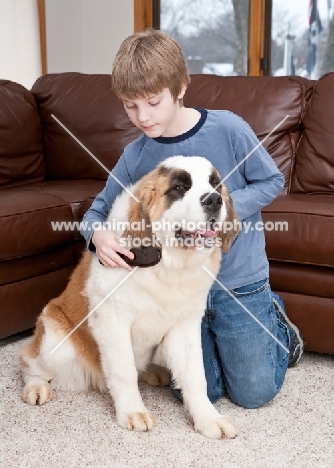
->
[111, 29, 190, 104]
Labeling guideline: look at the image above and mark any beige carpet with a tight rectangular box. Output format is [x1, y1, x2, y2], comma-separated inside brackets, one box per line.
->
[0, 330, 333, 468]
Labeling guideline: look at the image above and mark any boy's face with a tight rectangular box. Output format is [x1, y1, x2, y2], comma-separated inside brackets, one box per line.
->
[121, 87, 186, 138]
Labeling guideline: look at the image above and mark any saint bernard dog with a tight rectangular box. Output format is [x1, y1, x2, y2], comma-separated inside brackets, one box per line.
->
[20, 156, 239, 440]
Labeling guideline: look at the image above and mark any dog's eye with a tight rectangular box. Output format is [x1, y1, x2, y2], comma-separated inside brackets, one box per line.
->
[209, 177, 221, 189]
[174, 184, 186, 192]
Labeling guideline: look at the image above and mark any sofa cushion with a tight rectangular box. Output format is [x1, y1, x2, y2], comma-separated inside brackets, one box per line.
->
[31, 73, 141, 181]
[1, 268, 74, 339]
[0, 245, 75, 286]
[0, 80, 45, 188]
[269, 261, 334, 299]
[184, 75, 314, 193]
[292, 72, 334, 193]
[262, 194, 334, 268]
[0, 188, 74, 260]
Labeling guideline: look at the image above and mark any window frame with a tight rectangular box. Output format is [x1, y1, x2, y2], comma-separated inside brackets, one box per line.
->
[37, 0, 47, 74]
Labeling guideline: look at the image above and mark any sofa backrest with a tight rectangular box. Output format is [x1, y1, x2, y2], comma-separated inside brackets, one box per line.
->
[0, 80, 44, 188]
[184, 74, 314, 194]
[31, 73, 141, 181]
[30, 72, 323, 193]
[292, 72, 334, 193]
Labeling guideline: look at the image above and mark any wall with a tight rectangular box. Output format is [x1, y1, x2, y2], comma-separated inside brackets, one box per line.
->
[0, 0, 42, 89]
[45, 0, 134, 74]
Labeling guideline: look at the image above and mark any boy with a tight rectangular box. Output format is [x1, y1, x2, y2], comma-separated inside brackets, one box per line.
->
[81, 29, 304, 409]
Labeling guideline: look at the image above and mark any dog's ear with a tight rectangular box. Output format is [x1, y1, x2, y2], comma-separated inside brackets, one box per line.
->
[121, 176, 156, 247]
[219, 185, 240, 253]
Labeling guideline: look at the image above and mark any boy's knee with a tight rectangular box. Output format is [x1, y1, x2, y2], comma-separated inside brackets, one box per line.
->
[229, 384, 278, 409]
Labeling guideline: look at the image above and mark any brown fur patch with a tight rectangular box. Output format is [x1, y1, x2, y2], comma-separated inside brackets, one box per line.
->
[122, 182, 155, 243]
[22, 316, 45, 361]
[149, 170, 172, 221]
[43, 251, 102, 373]
[121, 167, 172, 247]
[220, 185, 240, 252]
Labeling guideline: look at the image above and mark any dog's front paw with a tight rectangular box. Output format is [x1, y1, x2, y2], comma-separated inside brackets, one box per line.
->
[118, 411, 157, 432]
[195, 415, 238, 440]
[22, 383, 52, 406]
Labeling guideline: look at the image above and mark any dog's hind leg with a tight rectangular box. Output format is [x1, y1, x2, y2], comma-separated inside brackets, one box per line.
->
[139, 344, 169, 387]
[139, 363, 169, 387]
[20, 315, 54, 405]
[20, 307, 93, 404]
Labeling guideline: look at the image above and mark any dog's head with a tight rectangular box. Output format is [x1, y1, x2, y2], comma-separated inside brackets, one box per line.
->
[113, 156, 239, 254]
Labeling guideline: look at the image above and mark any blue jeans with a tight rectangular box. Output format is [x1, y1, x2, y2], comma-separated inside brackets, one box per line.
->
[172, 279, 290, 409]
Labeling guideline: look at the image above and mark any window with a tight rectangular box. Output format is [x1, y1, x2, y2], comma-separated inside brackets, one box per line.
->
[135, 0, 334, 77]
[160, 0, 249, 76]
[271, 0, 334, 78]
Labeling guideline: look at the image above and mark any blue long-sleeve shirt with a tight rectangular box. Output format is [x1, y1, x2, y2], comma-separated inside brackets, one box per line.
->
[81, 109, 284, 290]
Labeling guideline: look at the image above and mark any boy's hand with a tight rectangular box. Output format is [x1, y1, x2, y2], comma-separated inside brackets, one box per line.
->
[92, 230, 134, 271]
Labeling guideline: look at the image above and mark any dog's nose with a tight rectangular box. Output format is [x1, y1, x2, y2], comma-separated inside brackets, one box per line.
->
[200, 193, 223, 212]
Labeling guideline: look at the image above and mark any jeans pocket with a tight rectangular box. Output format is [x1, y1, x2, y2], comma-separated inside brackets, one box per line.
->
[230, 278, 269, 297]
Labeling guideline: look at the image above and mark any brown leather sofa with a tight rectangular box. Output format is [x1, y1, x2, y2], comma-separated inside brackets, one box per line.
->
[0, 72, 333, 355]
